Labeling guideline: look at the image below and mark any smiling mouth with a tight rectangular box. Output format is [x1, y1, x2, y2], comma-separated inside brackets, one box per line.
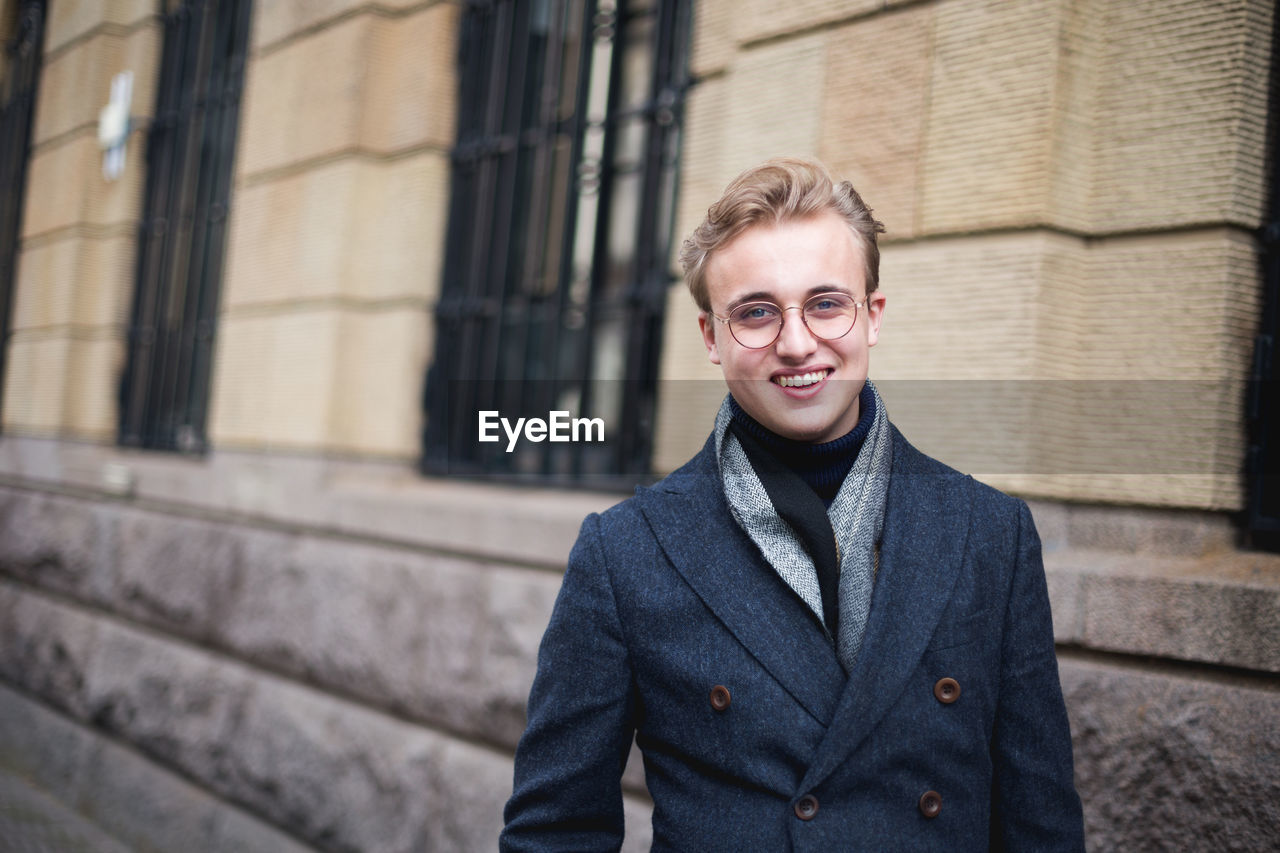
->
[773, 370, 830, 388]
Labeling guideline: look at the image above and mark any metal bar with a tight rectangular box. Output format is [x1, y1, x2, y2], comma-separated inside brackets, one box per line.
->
[186, 0, 252, 450]
[424, 3, 494, 472]
[120, 0, 249, 451]
[617, 0, 689, 475]
[538, 0, 594, 476]
[1246, 0, 1280, 546]
[121, 4, 186, 445]
[158, 0, 216, 449]
[571, 0, 626, 479]
[455, 0, 515, 470]
[150, 0, 214, 448]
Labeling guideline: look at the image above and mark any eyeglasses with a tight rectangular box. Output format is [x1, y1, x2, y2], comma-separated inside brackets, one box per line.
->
[710, 291, 865, 349]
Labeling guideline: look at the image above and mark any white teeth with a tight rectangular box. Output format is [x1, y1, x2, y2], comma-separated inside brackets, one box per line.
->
[774, 371, 826, 388]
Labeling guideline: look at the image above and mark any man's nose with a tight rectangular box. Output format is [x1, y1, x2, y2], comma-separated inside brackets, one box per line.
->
[774, 307, 817, 358]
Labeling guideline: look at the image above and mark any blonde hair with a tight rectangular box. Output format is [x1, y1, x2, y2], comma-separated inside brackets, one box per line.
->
[679, 158, 885, 312]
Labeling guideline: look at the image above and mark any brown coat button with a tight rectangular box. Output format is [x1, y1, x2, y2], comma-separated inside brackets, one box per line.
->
[794, 794, 819, 820]
[919, 790, 942, 818]
[709, 684, 731, 711]
[933, 677, 960, 704]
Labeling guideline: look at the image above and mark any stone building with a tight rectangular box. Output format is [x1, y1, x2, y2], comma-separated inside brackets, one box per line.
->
[0, 0, 1277, 850]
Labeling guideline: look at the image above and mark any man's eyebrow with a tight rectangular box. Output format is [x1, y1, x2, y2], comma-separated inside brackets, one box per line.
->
[725, 291, 775, 310]
[725, 284, 857, 311]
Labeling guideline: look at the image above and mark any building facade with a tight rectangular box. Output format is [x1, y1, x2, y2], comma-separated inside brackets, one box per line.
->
[0, 0, 1277, 849]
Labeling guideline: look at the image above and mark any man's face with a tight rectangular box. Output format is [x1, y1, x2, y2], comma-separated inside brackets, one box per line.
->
[698, 212, 886, 443]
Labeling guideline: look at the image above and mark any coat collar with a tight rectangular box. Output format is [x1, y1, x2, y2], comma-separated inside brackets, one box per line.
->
[635, 427, 971, 786]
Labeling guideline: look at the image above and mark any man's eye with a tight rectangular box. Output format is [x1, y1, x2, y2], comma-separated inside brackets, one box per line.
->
[735, 305, 778, 323]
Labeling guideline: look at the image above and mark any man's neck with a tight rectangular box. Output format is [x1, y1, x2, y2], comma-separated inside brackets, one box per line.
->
[727, 385, 876, 505]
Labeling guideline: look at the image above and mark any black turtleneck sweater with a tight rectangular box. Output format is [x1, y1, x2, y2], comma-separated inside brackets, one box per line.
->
[728, 383, 876, 507]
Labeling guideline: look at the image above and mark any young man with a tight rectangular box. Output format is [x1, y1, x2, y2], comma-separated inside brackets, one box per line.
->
[501, 159, 1084, 850]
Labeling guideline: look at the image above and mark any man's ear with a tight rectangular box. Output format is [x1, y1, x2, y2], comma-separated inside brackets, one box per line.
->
[865, 291, 886, 348]
[698, 312, 721, 365]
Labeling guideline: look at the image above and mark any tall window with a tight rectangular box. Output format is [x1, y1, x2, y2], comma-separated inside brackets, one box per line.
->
[1245, 22, 1280, 551]
[424, 0, 693, 483]
[119, 0, 252, 452]
[0, 0, 44, 422]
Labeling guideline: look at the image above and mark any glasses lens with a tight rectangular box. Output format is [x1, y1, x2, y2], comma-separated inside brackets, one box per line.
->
[728, 302, 782, 348]
[803, 293, 857, 340]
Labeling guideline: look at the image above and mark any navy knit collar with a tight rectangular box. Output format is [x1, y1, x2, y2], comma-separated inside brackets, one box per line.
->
[727, 384, 876, 505]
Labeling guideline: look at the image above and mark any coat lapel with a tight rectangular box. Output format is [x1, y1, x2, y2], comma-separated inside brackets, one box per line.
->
[636, 439, 847, 727]
[799, 429, 972, 793]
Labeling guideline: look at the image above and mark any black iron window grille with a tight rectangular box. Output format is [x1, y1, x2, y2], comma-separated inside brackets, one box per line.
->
[423, 0, 693, 485]
[119, 0, 252, 452]
[0, 0, 45, 424]
[1246, 9, 1280, 551]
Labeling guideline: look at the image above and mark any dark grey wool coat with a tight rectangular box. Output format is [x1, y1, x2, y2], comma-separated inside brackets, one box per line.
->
[501, 426, 1084, 852]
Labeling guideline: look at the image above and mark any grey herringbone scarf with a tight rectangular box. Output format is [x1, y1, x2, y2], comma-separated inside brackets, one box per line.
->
[714, 381, 893, 672]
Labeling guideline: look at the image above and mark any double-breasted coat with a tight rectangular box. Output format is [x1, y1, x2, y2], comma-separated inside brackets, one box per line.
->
[501, 426, 1084, 851]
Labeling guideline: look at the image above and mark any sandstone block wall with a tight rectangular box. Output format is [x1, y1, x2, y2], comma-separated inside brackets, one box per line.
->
[3, 3, 158, 439]
[211, 1, 457, 457]
[657, 0, 1275, 512]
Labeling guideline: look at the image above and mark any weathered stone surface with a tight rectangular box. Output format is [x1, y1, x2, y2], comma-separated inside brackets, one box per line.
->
[21, 135, 146, 238]
[1, 336, 72, 434]
[226, 674, 511, 852]
[0, 582, 513, 851]
[225, 146, 448, 308]
[0, 582, 97, 719]
[81, 616, 252, 786]
[1086, 0, 1273, 232]
[875, 229, 1255, 510]
[34, 23, 160, 145]
[207, 310, 342, 451]
[250, 0, 429, 52]
[0, 764, 132, 853]
[44, 0, 154, 54]
[216, 531, 559, 749]
[0, 490, 103, 598]
[59, 336, 126, 439]
[1061, 657, 1280, 851]
[359, 4, 459, 154]
[0, 485, 555, 749]
[919, 0, 1061, 234]
[239, 5, 456, 176]
[689, 0, 735, 77]
[1041, 502, 1237, 558]
[819, 5, 934, 239]
[674, 75, 732, 250]
[733, 0, 880, 44]
[0, 683, 316, 853]
[12, 233, 135, 331]
[652, 296, 727, 473]
[720, 35, 824, 171]
[113, 508, 245, 639]
[0, 682, 94, 800]
[0, 443, 613, 571]
[209, 303, 433, 457]
[1048, 554, 1280, 673]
